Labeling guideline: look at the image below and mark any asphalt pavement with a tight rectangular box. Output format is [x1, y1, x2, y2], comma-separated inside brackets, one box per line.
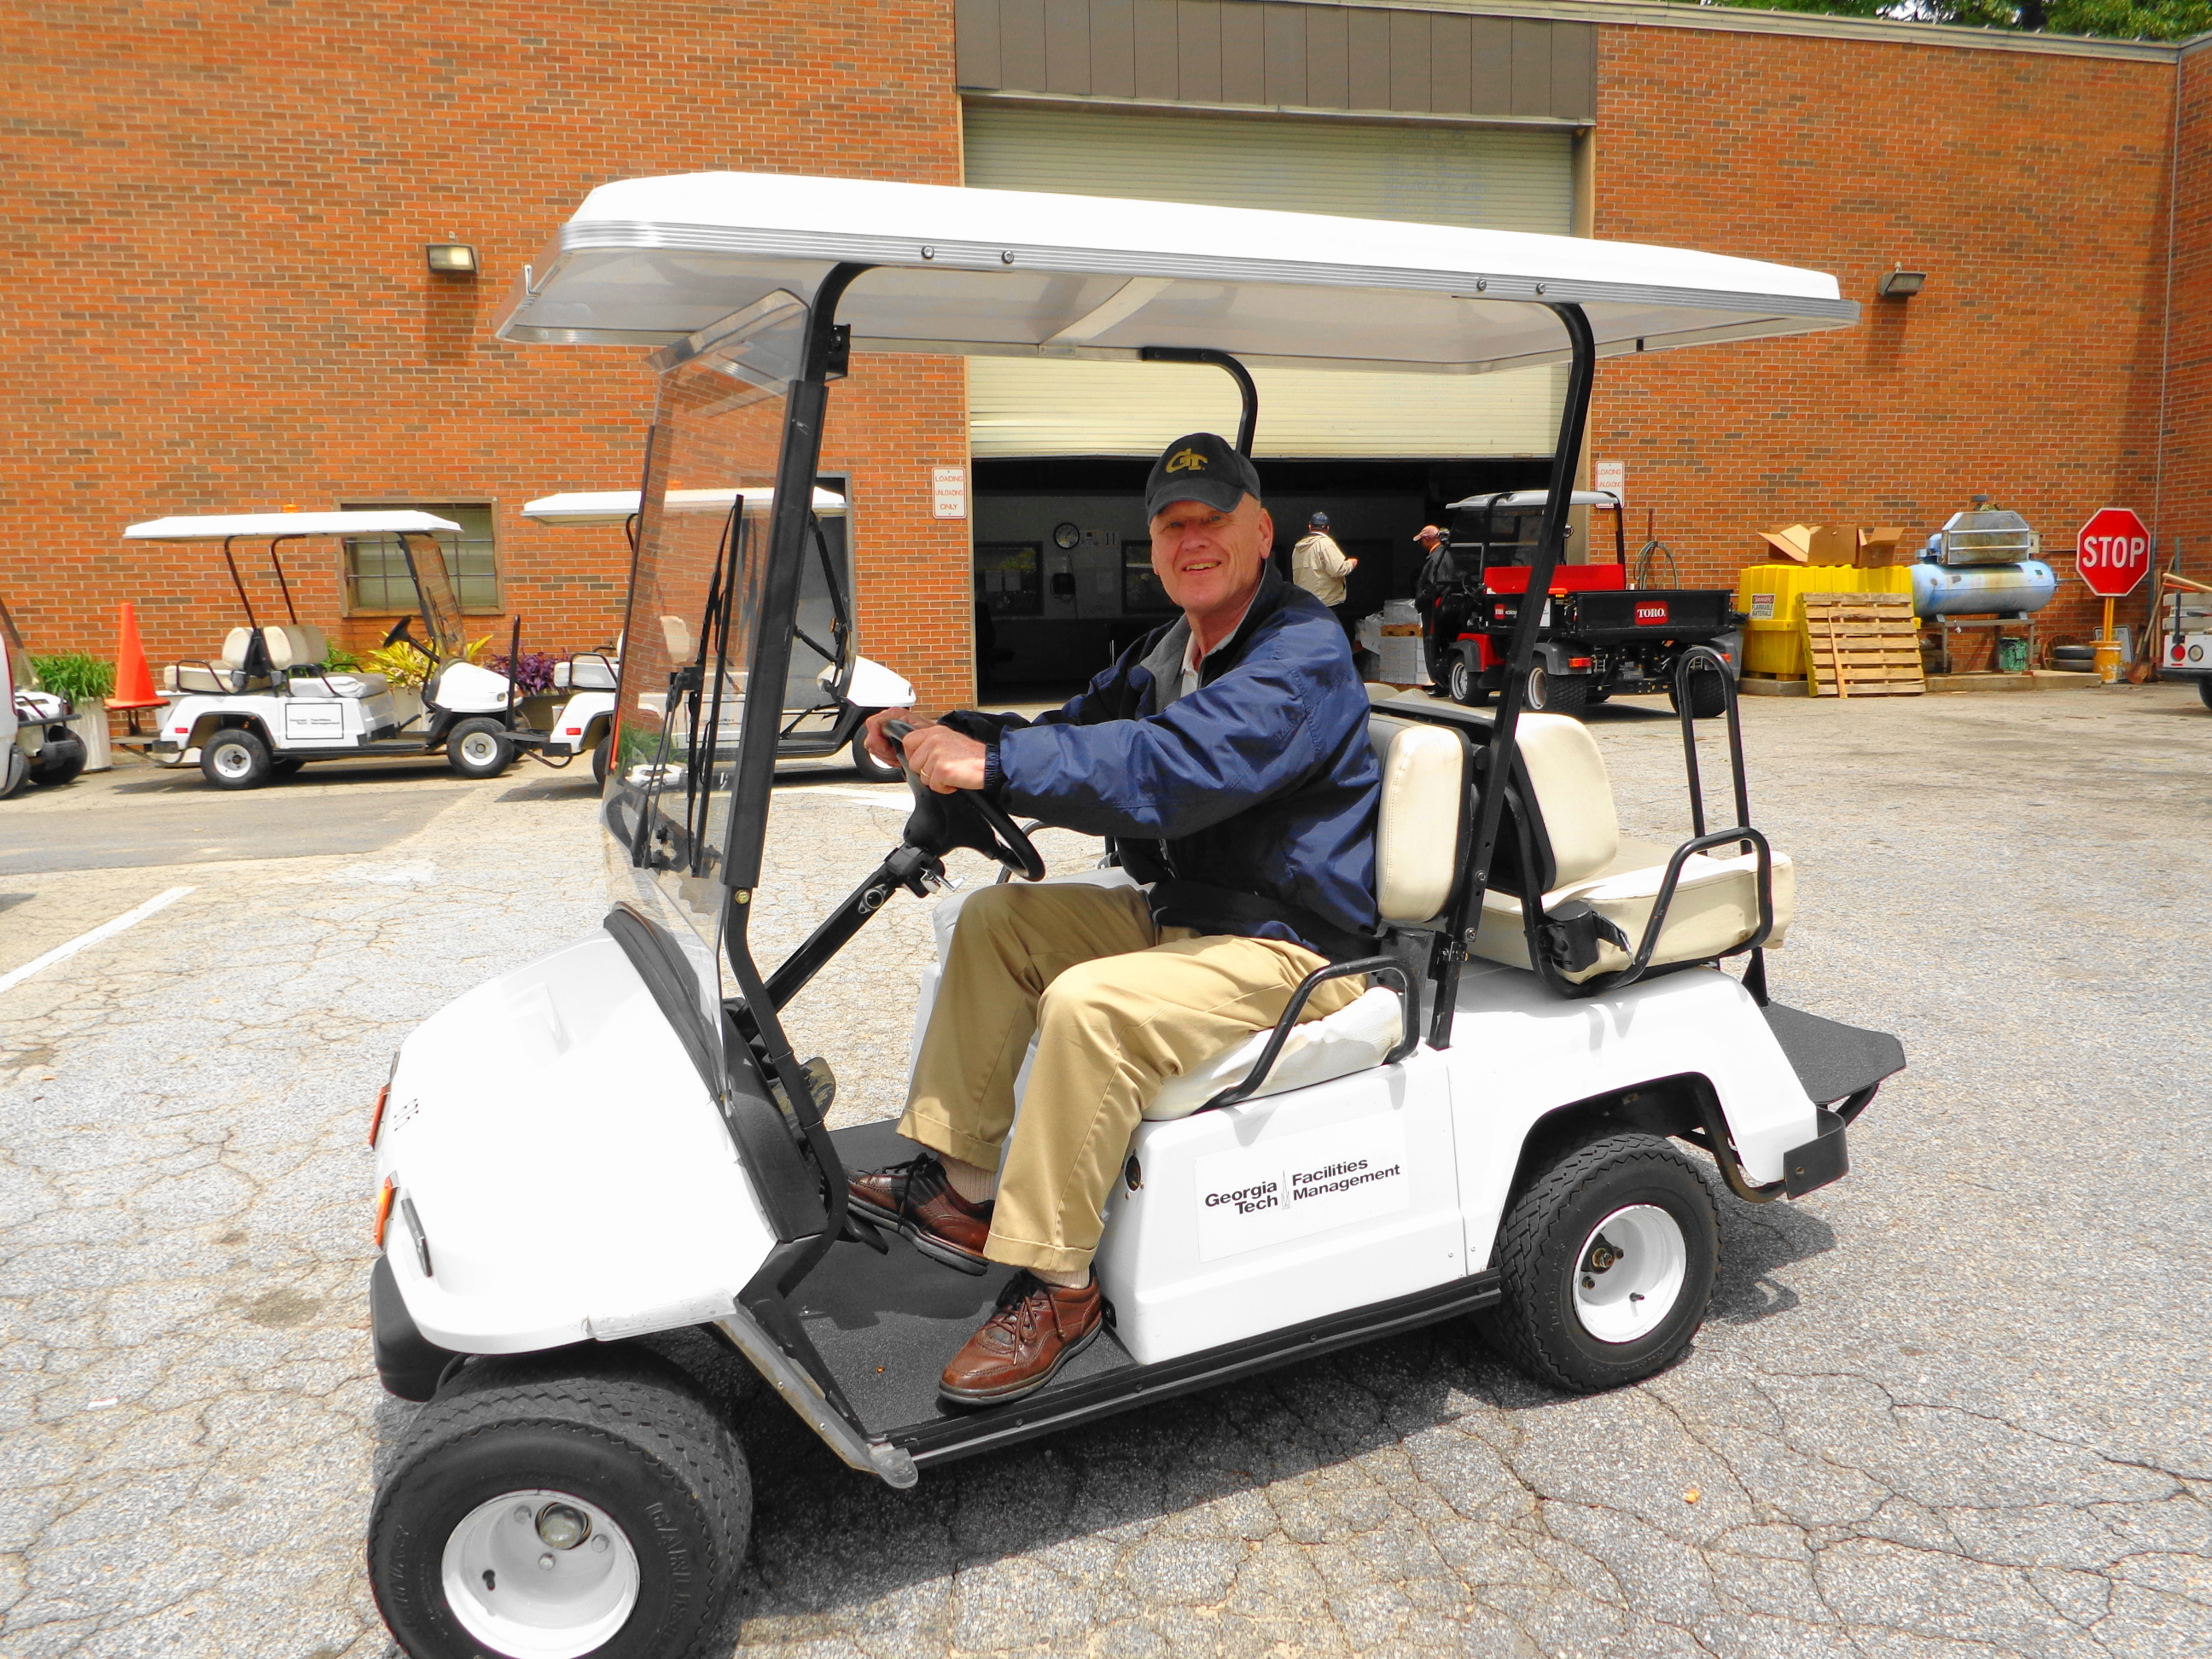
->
[3, 683, 2209, 1658]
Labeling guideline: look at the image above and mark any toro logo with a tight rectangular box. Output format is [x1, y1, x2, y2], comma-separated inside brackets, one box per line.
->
[1634, 601, 1669, 626]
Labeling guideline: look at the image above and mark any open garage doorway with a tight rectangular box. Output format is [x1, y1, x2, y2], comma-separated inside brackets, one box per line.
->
[972, 457, 1551, 700]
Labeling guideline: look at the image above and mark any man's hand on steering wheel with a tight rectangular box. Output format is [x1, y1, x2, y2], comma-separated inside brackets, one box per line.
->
[865, 711, 986, 795]
[877, 715, 1045, 882]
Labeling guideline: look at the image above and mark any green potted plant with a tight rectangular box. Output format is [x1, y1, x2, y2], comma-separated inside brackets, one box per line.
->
[30, 651, 116, 771]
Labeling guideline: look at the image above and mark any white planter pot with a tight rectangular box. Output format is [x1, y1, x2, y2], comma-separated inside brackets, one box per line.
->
[67, 708, 113, 771]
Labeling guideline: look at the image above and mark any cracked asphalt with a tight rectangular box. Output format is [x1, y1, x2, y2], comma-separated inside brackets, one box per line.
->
[3, 683, 2209, 1658]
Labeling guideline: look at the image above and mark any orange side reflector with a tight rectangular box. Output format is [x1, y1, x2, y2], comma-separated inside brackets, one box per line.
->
[374, 1178, 397, 1249]
[368, 1084, 390, 1149]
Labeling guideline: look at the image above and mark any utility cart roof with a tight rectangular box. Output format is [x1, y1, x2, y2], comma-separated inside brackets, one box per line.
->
[495, 172, 1855, 374]
[1449, 491, 1624, 512]
[521, 487, 849, 527]
[124, 510, 463, 540]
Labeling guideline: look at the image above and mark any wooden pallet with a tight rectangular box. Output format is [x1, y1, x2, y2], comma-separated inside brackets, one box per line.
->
[1800, 592, 1924, 698]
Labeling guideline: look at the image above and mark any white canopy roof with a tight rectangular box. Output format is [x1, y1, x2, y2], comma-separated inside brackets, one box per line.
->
[495, 172, 1855, 376]
[1450, 491, 1624, 511]
[125, 510, 463, 541]
[521, 487, 849, 527]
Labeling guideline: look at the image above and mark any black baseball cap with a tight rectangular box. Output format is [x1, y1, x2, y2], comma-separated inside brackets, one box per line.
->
[1145, 432, 1263, 519]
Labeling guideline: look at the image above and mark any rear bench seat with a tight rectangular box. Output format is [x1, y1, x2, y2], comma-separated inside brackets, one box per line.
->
[168, 623, 387, 697]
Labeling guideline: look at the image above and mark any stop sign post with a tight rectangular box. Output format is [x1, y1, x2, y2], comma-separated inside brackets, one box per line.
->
[2075, 507, 2152, 682]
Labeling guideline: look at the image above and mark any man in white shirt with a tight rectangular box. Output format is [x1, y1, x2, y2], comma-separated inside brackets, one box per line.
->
[1291, 510, 1360, 648]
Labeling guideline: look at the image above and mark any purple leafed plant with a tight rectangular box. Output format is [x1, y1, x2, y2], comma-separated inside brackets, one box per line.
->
[485, 650, 559, 696]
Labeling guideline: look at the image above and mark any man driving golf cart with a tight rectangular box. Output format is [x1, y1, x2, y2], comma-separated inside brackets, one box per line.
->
[851, 431, 1382, 1405]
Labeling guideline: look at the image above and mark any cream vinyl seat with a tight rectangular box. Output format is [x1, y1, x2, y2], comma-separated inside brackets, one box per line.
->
[1370, 690, 1792, 985]
[266, 625, 388, 698]
[169, 626, 271, 695]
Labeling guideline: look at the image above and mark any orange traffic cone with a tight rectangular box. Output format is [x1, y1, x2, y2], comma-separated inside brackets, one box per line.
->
[111, 602, 160, 710]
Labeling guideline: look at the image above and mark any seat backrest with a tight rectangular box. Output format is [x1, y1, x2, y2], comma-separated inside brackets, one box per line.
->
[220, 626, 256, 666]
[1366, 713, 1467, 926]
[263, 624, 327, 671]
[1513, 715, 1619, 887]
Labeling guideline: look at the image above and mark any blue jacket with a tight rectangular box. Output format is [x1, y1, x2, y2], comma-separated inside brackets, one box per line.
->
[959, 567, 1381, 958]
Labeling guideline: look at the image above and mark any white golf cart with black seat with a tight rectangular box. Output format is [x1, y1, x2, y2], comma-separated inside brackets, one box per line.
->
[520, 486, 914, 785]
[363, 172, 1903, 1658]
[122, 512, 545, 787]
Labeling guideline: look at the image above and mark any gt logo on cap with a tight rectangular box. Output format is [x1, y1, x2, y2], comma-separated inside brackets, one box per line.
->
[1165, 447, 1208, 474]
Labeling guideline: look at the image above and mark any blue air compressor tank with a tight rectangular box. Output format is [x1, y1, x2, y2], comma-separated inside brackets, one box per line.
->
[1910, 558, 2058, 617]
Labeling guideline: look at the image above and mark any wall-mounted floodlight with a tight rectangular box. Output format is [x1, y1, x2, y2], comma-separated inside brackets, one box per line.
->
[425, 243, 479, 276]
[1877, 267, 1926, 300]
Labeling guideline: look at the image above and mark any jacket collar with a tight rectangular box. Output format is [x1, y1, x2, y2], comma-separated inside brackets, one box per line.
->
[1138, 566, 1289, 709]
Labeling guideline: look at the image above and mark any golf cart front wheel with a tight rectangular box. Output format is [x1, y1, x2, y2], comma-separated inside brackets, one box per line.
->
[369, 1354, 751, 1659]
[201, 728, 271, 790]
[447, 718, 515, 779]
[1447, 649, 1490, 707]
[848, 721, 904, 783]
[1477, 1132, 1719, 1394]
[591, 735, 611, 788]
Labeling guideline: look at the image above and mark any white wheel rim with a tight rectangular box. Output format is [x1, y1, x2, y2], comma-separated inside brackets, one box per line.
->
[1528, 667, 1547, 709]
[1571, 1204, 1687, 1344]
[461, 731, 501, 765]
[441, 1489, 639, 1659]
[212, 743, 253, 779]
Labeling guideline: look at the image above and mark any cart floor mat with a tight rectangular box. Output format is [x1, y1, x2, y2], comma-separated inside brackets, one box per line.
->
[800, 1121, 1136, 1436]
[1761, 1001, 1905, 1107]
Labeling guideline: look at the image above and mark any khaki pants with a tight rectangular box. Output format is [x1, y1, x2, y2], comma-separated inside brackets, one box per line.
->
[899, 882, 1362, 1274]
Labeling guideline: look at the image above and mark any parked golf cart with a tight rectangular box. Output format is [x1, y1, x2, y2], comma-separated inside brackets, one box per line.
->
[1418, 489, 1743, 717]
[0, 597, 89, 799]
[120, 512, 548, 788]
[521, 485, 914, 785]
[363, 172, 1899, 1657]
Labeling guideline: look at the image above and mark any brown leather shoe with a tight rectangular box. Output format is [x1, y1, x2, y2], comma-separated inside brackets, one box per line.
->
[847, 1154, 992, 1275]
[939, 1272, 1106, 1406]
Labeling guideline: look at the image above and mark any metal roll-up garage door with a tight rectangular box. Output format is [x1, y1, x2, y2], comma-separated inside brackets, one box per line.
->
[963, 103, 1575, 459]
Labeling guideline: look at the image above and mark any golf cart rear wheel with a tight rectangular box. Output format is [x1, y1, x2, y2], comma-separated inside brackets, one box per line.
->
[1447, 649, 1489, 707]
[28, 733, 87, 787]
[1478, 1132, 1718, 1394]
[591, 735, 611, 788]
[201, 728, 271, 790]
[447, 718, 515, 779]
[2198, 679, 2212, 712]
[1526, 667, 1589, 718]
[1668, 672, 1729, 720]
[369, 1353, 750, 1659]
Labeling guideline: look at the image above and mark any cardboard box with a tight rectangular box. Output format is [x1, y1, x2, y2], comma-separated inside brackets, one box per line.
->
[1856, 525, 1907, 568]
[1807, 524, 1858, 566]
[1755, 524, 1816, 563]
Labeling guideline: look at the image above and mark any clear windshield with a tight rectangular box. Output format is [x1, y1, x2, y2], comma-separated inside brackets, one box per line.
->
[399, 534, 469, 657]
[597, 360, 792, 1021]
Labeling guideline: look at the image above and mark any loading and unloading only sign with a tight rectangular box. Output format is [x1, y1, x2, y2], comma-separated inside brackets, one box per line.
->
[1193, 1115, 1410, 1261]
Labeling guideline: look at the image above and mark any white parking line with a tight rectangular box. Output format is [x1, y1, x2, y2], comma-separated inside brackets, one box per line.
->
[0, 887, 196, 995]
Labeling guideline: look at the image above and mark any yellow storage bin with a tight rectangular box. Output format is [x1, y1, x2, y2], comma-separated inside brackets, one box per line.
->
[1738, 563, 1914, 678]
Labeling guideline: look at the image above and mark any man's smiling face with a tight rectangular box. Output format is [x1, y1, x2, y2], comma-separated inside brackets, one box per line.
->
[1150, 492, 1274, 621]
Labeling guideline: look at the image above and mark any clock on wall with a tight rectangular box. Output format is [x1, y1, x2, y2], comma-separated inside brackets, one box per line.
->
[1051, 521, 1080, 550]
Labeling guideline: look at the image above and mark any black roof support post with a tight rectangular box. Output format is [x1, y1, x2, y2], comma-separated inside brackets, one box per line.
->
[1426, 303, 1597, 1049]
[1139, 346, 1259, 456]
[718, 261, 872, 1301]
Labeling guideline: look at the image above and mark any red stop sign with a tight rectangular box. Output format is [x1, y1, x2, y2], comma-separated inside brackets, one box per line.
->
[2075, 506, 2152, 597]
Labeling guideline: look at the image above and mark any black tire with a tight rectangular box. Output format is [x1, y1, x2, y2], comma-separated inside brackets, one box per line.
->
[269, 756, 307, 777]
[1477, 1132, 1720, 1394]
[27, 733, 87, 787]
[369, 1352, 752, 1659]
[1668, 670, 1729, 720]
[848, 720, 904, 783]
[1528, 667, 1589, 718]
[1447, 648, 1490, 707]
[446, 717, 515, 779]
[591, 733, 612, 788]
[2198, 679, 2212, 712]
[200, 728, 271, 790]
[0, 748, 28, 800]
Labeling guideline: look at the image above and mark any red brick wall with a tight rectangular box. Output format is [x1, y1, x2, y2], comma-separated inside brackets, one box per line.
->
[1592, 25, 2176, 668]
[2, 1, 976, 712]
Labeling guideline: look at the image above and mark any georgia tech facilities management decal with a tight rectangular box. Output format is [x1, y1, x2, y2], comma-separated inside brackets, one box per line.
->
[1194, 1115, 1409, 1262]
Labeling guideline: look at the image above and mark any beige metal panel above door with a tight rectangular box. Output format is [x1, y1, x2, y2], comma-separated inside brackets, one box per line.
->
[969, 355, 1567, 458]
[964, 102, 1574, 458]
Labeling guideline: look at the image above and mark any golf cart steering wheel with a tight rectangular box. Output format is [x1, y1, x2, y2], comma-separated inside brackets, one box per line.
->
[381, 615, 419, 650]
[883, 719, 1045, 882]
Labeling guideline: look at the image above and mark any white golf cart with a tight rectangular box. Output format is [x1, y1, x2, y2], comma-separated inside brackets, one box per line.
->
[0, 597, 89, 799]
[121, 512, 544, 788]
[364, 172, 1900, 1658]
[520, 485, 915, 785]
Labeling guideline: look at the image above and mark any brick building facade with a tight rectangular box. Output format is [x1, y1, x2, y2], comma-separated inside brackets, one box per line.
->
[7, 1, 2209, 707]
